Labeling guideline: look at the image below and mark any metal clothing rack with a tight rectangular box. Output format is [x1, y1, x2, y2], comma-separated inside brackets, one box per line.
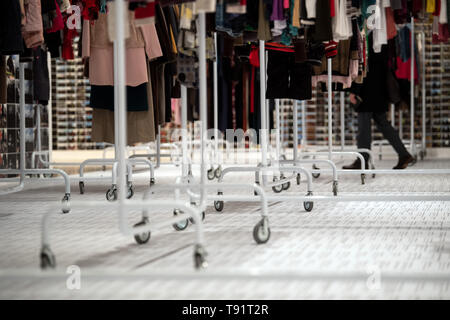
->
[0, 61, 71, 214]
[40, 1, 209, 270]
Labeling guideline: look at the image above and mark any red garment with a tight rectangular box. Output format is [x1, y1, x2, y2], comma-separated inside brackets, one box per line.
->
[265, 42, 295, 53]
[46, 0, 64, 33]
[134, 1, 155, 24]
[82, 0, 100, 21]
[330, 0, 335, 18]
[433, 0, 441, 16]
[395, 57, 418, 83]
[62, 16, 78, 60]
[386, 7, 397, 40]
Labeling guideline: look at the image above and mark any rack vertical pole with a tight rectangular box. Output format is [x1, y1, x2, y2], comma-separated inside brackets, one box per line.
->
[421, 31, 426, 156]
[213, 32, 219, 165]
[259, 40, 268, 177]
[181, 85, 188, 177]
[293, 100, 298, 160]
[198, 12, 207, 205]
[340, 91, 345, 151]
[275, 99, 281, 162]
[114, 0, 127, 202]
[301, 100, 306, 148]
[19, 62, 25, 182]
[410, 18, 415, 155]
[327, 58, 333, 160]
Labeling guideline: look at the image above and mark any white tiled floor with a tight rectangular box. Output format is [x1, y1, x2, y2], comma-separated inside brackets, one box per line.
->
[0, 158, 449, 299]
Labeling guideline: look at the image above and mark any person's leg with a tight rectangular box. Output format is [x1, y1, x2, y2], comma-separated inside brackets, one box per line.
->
[372, 112, 409, 157]
[372, 112, 414, 169]
[343, 112, 371, 169]
[356, 112, 372, 161]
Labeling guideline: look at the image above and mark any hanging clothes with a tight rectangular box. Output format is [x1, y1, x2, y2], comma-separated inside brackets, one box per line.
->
[0, 0, 24, 54]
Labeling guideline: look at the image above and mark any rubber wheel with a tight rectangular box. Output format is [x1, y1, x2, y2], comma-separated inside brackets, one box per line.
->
[332, 181, 338, 196]
[214, 201, 224, 212]
[361, 174, 366, 185]
[133, 219, 151, 244]
[304, 201, 314, 212]
[272, 177, 283, 193]
[40, 246, 56, 269]
[190, 211, 206, 224]
[172, 209, 189, 231]
[207, 169, 215, 180]
[253, 219, 271, 244]
[214, 167, 222, 179]
[194, 246, 208, 269]
[106, 188, 117, 201]
[282, 181, 290, 191]
[61, 194, 70, 214]
[296, 173, 301, 185]
[312, 165, 320, 178]
[79, 181, 85, 194]
[127, 186, 134, 199]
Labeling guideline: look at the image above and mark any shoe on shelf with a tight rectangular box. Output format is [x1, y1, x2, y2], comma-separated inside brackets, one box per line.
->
[393, 154, 415, 169]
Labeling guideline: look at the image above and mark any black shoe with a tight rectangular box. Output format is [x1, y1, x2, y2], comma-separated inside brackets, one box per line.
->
[343, 159, 362, 170]
[343, 158, 370, 170]
[393, 154, 415, 169]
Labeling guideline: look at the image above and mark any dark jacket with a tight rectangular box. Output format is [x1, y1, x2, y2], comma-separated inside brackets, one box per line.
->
[350, 34, 389, 113]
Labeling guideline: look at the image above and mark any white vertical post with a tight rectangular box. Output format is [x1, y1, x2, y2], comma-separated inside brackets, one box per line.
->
[181, 85, 188, 177]
[301, 100, 306, 148]
[114, 0, 127, 202]
[47, 52, 53, 165]
[19, 63, 25, 181]
[113, 33, 119, 162]
[259, 40, 268, 172]
[421, 31, 426, 156]
[275, 99, 280, 162]
[327, 58, 333, 160]
[293, 100, 298, 160]
[156, 125, 161, 168]
[340, 91, 345, 150]
[213, 32, 219, 165]
[410, 18, 415, 154]
[198, 12, 207, 205]
[390, 103, 395, 127]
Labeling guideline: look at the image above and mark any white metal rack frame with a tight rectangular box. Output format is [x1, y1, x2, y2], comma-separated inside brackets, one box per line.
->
[0, 62, 71, 213]
[36, 4, 450, 271]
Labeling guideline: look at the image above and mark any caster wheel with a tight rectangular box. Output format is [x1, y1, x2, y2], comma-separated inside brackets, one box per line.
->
[189, 211, 206, 224]
[214, 166, 222, 179]
[194, 245, 208, 269]
[61, 193, 70, 214]
[40, 246, 56, 269]
[332, 181, 338, 196]
[172, 209, 189, 231]
[296, 173, 301, 185]
[43, 173, 53, 178]
[207, 168, 215, 180]
[133, 218, 151, 244]
[282, 181, 290, 191]
[106, 187, 117, 201]
[214, 201, 224, 212]
[79, 181, 85, 194]
[372, 173, 376, 178]
[272, 177, 283, 193]
[303, 192, 314, 212]
[150, 178, 155, 186]
[361, 174, 366, 185]
[127, 185, 134, 199]
[312, 165, 320, 178]
[253, 219, 271, 244]
[214, 192, 224, 212]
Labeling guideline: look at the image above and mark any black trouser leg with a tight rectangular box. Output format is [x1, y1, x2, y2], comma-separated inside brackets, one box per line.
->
[357, 112, 372, 161]
[372, 112, 409, 157]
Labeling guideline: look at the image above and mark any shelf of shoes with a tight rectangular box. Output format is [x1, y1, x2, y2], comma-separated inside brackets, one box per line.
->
[50, 37, 104, 150]
[0, 56, 50, 174]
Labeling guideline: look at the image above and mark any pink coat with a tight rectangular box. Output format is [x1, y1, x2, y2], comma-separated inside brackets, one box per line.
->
[22, 0, 44, 48]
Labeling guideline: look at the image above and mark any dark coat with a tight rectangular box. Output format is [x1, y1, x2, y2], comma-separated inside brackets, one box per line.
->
[350, 34, 389, 113]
